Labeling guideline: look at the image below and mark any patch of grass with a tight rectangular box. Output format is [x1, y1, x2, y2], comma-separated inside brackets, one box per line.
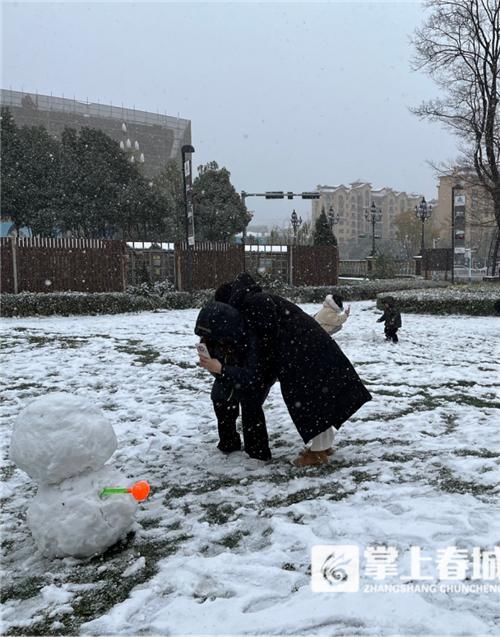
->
[375, 389, 411, 397]
[219, 529, 250, 549]
[433, 466, 496, 496]
[0, 575, 46, 604]
[454, 448, 499, 459]
[265, 457, 368, 485]
[265, 484, 353, 508]
[0, 338, 24, 350]
[172, 378, 204, 392]
[441, 380, 477, 388]
[380, 452, 424, 463]
[454, 395, 500, 409]
[358, 406, 422, 422]
[281, 562, 297, 571]
[1, 538, 15, 553]
[351, 470, 378, 484]
[439, 477, 495, 496]
[0, 463, 16, 481]
[140, 517, 162, 529]
[201, 502, 236, 525]
[343, 437, 405, 447]
[26, 335, 85, 349]
[3, 531, 192, 637]
[159, 357, 197, 369]
[5, 381, 46, 392]
[115, 342, 160, 365]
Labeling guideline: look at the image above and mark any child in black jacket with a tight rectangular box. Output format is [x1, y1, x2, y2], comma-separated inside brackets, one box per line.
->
[377, 297, 402, 343]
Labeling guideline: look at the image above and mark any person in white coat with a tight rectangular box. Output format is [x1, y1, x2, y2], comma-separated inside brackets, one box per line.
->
[314, 294, 351, 335]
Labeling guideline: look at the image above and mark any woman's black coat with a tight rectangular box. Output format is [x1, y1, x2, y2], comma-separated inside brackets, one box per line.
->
[219, 274, 372, 443]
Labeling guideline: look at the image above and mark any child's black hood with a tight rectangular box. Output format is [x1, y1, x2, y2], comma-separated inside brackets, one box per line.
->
[194, 302, 247, 349]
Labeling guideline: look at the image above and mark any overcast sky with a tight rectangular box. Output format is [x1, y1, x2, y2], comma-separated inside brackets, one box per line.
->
[2, 1, 459, 226]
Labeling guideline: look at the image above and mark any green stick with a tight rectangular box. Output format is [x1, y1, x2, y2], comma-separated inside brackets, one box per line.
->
[100, 487, 128, 497]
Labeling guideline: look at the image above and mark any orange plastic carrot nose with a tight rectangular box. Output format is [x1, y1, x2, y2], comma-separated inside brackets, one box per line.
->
[127, 480, 151, 501]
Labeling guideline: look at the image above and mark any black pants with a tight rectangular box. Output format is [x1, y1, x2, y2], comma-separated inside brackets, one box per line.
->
[212, 386, 272, 460]
[385, 327, 399, 343]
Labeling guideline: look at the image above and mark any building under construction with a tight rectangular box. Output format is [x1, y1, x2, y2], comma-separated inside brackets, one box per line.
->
[0, 89, 192, 178]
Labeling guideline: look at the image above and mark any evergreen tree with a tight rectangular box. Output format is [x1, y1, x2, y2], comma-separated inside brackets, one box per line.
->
[0, 113, 167, 239]
[0, 108, 22, 220]
[313, 208, 337, 246]
[193, 161, 248, 241]
[59, 126, 140, 237]
[1, 108, 61, 233]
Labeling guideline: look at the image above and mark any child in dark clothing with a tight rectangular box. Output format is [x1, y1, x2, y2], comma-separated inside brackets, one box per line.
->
[377, 297, 402, 343]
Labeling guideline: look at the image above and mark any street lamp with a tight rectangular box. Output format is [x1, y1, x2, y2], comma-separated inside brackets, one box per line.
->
[364, 202, 382, 257]
[415, 196, 432, 255]
[120, 122, 145, 164]
[181, 144, 195, 290]
[290, 209, 302, 244]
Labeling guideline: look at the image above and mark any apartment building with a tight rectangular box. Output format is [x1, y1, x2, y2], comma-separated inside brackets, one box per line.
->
[433, 170, 495, 264]
[312, 180, 422, 255]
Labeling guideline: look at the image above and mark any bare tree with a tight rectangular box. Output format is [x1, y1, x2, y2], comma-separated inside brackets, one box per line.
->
[411, 0, 500, 272]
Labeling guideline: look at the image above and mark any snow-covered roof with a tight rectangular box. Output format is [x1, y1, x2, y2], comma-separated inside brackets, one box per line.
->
[126, 242, 175, 251]
[0, 221, 32, 238]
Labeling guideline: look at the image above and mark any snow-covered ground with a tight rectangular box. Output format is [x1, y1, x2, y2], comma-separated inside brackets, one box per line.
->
[1, 301, 499, 636]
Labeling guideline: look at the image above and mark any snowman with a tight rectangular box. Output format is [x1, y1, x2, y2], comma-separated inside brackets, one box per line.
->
[10, 392, 139, 559]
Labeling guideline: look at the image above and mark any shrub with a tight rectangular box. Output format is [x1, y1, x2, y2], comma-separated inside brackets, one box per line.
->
[377, 285, 500, 316]
[0, 290, 213, 317]
[370, 254, 397, 279]
[126, 279, 176, 297]
[2, 279, 477, 318]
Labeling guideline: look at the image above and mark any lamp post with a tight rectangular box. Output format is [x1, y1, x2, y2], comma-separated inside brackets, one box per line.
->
[327, 205, 340, 231]
[328, 205, 340, 246]
[364, 202, 382, 257]
[181, 144, 195, 291]
[290, 209, 302, 245]
[239, 191, 255, 271]
[415, 196, 432, 255]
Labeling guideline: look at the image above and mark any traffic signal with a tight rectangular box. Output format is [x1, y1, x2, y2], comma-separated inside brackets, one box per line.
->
[265, 191, 285, 199]
[287, 192, 294, 199]
[301, 192, 320, 199]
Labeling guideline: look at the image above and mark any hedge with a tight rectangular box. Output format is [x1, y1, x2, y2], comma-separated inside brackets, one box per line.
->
[0, 291, 213, 318]
[377, 285, 500, 316]
[0, 279, 459, 318]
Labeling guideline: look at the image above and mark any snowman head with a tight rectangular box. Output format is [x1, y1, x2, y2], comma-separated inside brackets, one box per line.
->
[10, 392, 117, 484]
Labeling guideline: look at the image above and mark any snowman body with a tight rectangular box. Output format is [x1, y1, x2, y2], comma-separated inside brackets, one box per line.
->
[10, 393, 137, 558]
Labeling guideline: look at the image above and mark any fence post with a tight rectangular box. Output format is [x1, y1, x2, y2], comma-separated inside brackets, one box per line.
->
[289, 244, 293, 286]
[176, 251, 183, 291]
[11, 237, 19, 294]
[120, 249, 127, 292]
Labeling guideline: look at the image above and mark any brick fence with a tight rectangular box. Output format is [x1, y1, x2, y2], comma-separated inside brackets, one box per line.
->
[0, 237, 127, 293]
